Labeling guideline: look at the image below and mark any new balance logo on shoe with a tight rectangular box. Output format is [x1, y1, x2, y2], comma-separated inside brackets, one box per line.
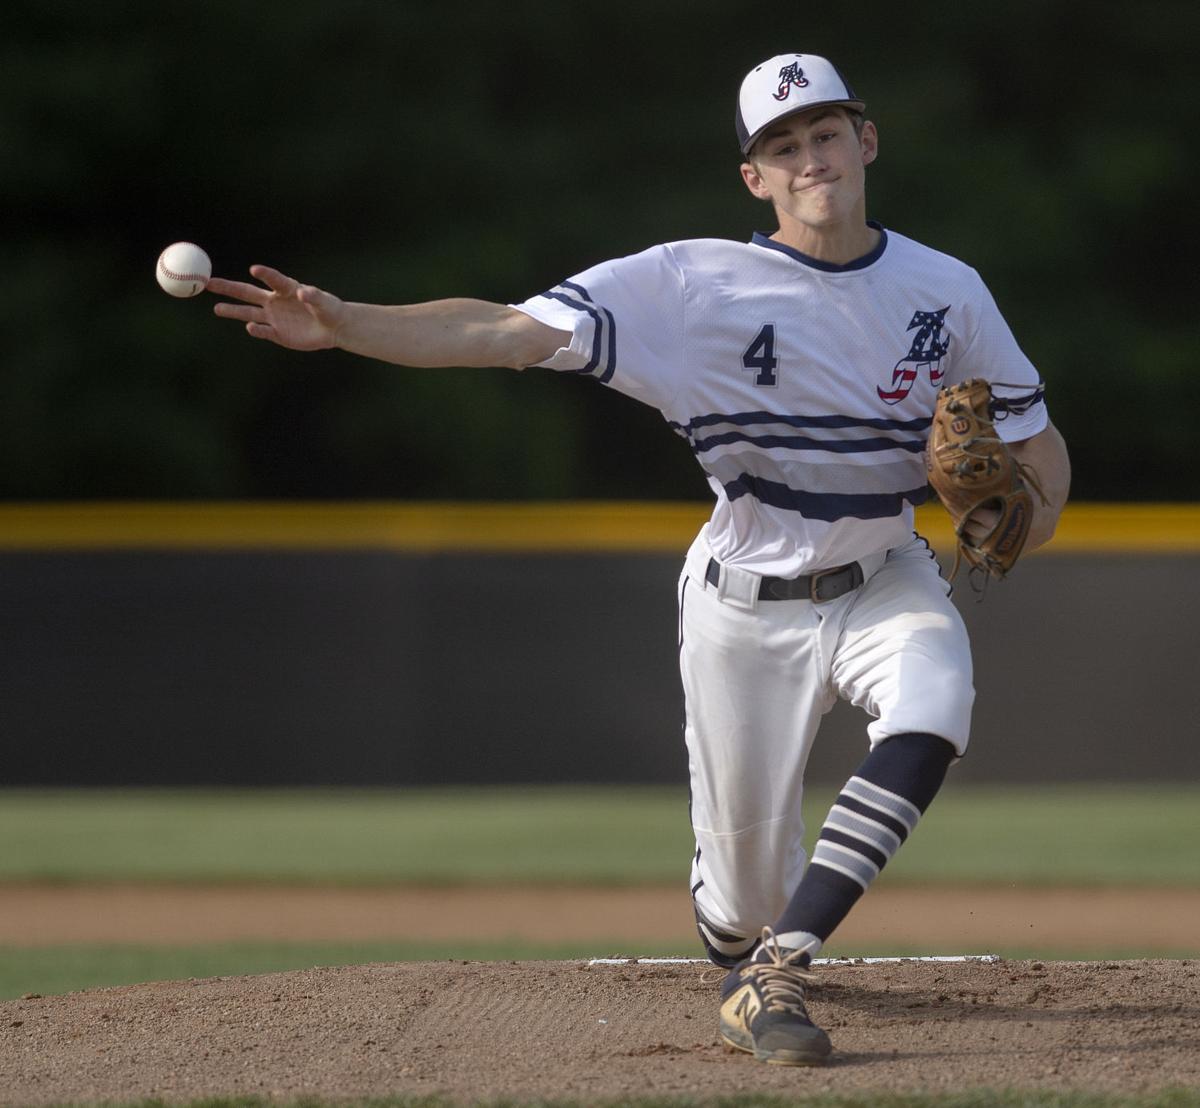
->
[717, 928, 832, 1066]
[732, 988, 759, 1026]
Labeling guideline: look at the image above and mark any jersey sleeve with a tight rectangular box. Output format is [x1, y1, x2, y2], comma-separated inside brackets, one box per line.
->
[509, 244, 686, 412]
[951, 272, 1049, 443]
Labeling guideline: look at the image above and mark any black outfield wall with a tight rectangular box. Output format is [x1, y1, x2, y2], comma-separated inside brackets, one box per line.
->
[1, 551, 1194, 785]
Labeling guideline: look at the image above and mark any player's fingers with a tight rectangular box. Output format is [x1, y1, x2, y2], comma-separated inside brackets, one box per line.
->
[246, 321, 277, 341]
[250, 265, 300, 296]
[961, 507, 1000, 545]
[213, 302, 262, 324]
[205, 276, 270, 305]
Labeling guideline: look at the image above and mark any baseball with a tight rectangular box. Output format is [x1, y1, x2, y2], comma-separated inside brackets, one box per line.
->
[156, 241, 212, 298]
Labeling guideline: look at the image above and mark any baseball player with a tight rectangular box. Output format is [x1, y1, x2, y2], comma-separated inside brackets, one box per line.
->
[208, 53, 1071, 1065]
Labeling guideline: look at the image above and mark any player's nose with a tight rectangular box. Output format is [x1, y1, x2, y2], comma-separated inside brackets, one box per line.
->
[800, 147, 829, 175]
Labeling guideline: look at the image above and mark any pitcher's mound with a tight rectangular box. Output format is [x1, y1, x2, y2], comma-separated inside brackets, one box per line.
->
[4, 959, 1197, 1104]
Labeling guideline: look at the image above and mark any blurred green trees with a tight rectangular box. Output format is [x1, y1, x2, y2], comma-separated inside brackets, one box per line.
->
[3, 0, 1196, 500]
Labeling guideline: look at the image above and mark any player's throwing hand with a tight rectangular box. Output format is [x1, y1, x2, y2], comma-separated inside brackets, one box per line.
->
[209, 265, 344, 352]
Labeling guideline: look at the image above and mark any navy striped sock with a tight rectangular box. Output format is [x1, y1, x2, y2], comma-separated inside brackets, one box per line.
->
[766, 732, 956, 960]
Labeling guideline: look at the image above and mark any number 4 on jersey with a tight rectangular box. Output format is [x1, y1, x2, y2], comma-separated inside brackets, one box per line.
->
[742, 323, 779, 387]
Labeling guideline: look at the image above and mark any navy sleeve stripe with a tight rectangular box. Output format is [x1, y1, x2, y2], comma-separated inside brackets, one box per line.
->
[723, 474, 932, 521]
[538, 290, 604, 376]
[991, 384, 1046, 419]
[560, 279, 593, 302]
[598, 305, 617, 384]
[542, 281, 617, 383]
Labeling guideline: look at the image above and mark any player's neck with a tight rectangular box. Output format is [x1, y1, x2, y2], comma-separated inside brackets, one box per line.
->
[770, 213, 880, 266]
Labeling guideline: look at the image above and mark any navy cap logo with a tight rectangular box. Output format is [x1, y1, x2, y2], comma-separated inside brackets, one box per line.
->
[772, 62, 810, 102]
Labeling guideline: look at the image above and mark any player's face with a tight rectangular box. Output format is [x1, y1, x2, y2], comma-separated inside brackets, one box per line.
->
[740, 109, 878, 234]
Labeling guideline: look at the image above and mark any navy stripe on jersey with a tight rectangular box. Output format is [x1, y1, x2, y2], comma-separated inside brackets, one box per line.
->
[598, 306, 617, 383]
[536, 282, 617, 384]
[724, 474, 931, 521]
[540, 291, 603, 374]
[673, 411, 932, 435]
[560, 280, 616, 384]
[693, 429, 925, 456]
[670, 410, 929, 458]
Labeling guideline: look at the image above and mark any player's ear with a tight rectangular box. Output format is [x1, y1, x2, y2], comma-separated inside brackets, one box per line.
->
[860, 120, 879, 167]
[740, 160, 772, 201]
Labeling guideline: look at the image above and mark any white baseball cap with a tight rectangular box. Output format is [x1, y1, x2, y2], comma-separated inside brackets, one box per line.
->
[736, 53, 865, 155]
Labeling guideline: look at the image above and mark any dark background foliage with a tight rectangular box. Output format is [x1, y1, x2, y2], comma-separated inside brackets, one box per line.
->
[3, 0, 1196, 501]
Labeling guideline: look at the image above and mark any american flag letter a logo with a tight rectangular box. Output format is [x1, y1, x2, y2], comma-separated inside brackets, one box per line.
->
[878, 306, 951, 405]
[773, 62, 810, 101]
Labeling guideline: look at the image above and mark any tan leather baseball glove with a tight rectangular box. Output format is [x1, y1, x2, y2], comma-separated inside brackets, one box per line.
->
[925, 378, 1047, 581]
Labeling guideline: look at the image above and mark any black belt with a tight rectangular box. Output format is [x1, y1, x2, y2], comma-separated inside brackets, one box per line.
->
[705, 557, 865, 603]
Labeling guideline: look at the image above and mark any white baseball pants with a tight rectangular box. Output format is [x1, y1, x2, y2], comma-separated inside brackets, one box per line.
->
[679, 526, 974, 944]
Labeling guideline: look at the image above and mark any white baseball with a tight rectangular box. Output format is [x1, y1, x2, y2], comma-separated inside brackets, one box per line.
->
[156, 242, 212, 298]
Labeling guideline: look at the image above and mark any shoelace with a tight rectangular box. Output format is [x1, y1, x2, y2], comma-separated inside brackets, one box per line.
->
[743, 927, 819, 1015]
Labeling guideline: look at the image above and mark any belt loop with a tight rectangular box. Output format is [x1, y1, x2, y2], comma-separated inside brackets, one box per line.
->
[711, 558, 759, 612]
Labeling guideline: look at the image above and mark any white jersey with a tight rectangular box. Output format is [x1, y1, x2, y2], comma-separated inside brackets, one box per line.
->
[513, 225, 1048, 576]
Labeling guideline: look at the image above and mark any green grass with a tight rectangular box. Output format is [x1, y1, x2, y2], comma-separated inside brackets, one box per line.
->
[0, 783, 1197, 886]
[886, 782, 1200, 885]
[0, 786, 687, 884]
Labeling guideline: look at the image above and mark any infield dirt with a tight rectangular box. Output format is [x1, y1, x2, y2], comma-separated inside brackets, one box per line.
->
[4, 883, 1200, 951]
[4, 957, 1199, 1104]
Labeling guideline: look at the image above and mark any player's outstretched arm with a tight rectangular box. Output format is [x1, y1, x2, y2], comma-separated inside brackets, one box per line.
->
[208, 265, 569, 370]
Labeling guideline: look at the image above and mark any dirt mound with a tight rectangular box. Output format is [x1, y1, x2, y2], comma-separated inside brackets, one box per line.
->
[3, 958, 1198, 1104]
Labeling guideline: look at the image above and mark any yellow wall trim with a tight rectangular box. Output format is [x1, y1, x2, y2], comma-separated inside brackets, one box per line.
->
[0, 501, 1197, 553]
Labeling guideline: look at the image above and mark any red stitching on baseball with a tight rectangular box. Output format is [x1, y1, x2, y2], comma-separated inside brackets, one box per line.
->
[158, 248, 208, 284]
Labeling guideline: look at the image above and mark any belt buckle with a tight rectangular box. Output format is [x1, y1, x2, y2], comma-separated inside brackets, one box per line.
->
[809, 564, 859, 603]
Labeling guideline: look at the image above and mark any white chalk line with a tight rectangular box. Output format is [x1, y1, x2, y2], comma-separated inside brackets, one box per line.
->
[588, 954, 1002, 966]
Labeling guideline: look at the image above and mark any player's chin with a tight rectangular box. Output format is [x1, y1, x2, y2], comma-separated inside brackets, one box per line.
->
[791, 202, 845, 228]
[790, 189, 841, 211]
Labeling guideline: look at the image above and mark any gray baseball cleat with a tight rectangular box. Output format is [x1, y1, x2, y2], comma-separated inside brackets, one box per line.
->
[718, 928, 832, 1065]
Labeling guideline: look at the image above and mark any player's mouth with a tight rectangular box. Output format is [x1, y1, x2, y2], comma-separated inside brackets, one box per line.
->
[796, 176, 839, 192]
